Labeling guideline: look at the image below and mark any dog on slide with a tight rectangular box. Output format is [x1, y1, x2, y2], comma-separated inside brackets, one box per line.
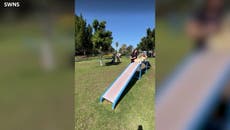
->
[208, 14, 230, 52]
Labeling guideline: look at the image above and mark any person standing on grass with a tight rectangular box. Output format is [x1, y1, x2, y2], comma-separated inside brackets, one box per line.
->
[116, 52, 121, 62]
[142, 52, 151, 68]
[130, 49, 139, 63]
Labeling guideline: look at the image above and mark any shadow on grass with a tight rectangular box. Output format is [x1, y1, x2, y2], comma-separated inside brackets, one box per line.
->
[114, 67, 150, 109]
[137, 125, 143, 130]
[105, 62, 121, 66]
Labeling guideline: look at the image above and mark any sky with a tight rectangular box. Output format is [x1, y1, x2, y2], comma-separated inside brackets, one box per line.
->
[75, 0, 155, 48]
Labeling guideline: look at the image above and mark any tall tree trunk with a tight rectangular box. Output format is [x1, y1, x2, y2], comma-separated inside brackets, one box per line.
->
[83, 49, 86, 56]
[40, 1, 56, 71]
[99, 55, 103, 66]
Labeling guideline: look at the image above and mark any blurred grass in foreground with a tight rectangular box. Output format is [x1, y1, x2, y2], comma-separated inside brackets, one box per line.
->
[0, 12, 74, 130]
[156, 18, 192, 86]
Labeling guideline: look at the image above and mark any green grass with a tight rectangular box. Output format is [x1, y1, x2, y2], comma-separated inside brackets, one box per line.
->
[75, 57, 155, 130]
[0, 19, 74, 130]
[156, 19, 193, 84]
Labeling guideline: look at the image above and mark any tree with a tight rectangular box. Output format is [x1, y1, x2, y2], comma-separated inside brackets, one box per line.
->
[115, 42, 119, 53]
[75, 15, 94, 55]
[92, 19, 99, 31]
[75, 15, 86, 55]
[91, 19, 113, 66]
[118, 44, 133, 55]
[92, 20, 113, 52]
[83, 24, 93, 55]
[119, 44, 127, 55]
[137, 28, 155, 52]
[126, 45, 133, 54]
[75, 16, 114, 59]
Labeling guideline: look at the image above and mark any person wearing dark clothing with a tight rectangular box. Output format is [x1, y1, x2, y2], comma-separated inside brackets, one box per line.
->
[142, 52, 151, 68]
[186, 0, 225, 50]
[111, 53, 116, 63]
[130, 49, 139, 63]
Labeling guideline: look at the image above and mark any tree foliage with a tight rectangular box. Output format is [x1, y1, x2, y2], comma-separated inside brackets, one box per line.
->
[115, 42, 119, 52]
[75, 15, 93, 55]
[92, 20, 113, 53]
[119, 44, 133, 55]
[126, 45, 133, 54]
[119, 44, 127, 55]
[137, 28, 155, 51]
[75, 15, 113, 55]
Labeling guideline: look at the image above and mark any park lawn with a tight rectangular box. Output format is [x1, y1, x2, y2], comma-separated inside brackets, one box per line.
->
[156, 19, 193, 84]
[0, 19, 73, 130]
[75, 57, 155, 130]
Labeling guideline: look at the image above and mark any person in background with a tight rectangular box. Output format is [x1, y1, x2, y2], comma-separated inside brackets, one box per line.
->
[111, 53, 116, 64]
[142, 52, 151, 68]
[186, 0, 225, 50]
[116, 52, 121, 62]
[130, 49, 139, 63]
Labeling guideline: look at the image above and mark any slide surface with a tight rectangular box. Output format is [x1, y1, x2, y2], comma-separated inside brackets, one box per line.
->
[156, 51, 230, 130]
[100, 62, 141, 109]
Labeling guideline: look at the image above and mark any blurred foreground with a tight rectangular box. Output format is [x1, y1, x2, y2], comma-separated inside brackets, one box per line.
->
[156, 0, 230, 129]
[0, 1, 74, 130]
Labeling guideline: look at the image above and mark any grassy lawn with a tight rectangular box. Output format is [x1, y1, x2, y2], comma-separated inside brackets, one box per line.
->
[0, 18, 74, 130]
[156, 19, 193, 84]
[75, 57, 155, 130]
